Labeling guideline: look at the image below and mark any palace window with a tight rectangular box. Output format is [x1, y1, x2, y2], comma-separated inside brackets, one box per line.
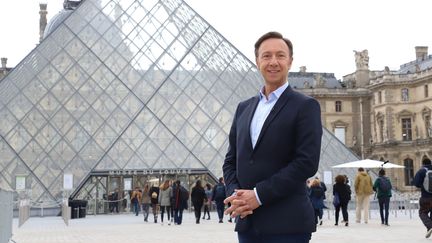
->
[425, 85, 429, 98]
[334, 127, 346, 144]
[378, 119, 384, 142]
[401, 88, 409, 102]
[378, 91, 382, 104]
[335, 101, 342, 112]
[425, 115, 432, 138]
[404, 158, 414, 186]
[401, 118, 412, 141]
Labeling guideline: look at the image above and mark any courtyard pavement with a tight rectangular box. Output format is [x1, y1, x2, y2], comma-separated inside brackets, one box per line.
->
[10, 209, 430, 243]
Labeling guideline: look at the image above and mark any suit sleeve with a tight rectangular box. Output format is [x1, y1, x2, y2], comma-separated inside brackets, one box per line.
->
[222, 103, 242, 196]
[255, 98, 322, 205]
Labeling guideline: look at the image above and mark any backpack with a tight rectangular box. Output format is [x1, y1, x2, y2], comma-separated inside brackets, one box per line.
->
[151, 191, 158, 199]
[214, 184, 226, 200]
[180, 187, 189, 201]
[378, 177, 391, 193]
[423, 168, 432, 193]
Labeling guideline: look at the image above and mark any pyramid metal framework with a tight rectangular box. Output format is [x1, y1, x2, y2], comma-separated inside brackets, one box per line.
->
[0, 0, 359, 203]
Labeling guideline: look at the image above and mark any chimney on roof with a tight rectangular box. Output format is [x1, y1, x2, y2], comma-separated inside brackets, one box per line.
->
[415, 46, 428, 61]
[1, 57, 7, 75]
[299, 66, 307, 73]
[39, 3, 48, 43]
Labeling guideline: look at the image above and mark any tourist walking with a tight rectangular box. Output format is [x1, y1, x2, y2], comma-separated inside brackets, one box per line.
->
[191, 180, 206, 224]
[172, 180, 189, 225]
[333, 175, 351, 226]
[203, 183, 212, 220]
[130, 187, 142, 216]
[212, 177, 226, 223]
[354, 167, 373, 223]
[159, 180, 173, 225]
[141, 184, 151, 222]
[413, 157, 432, 238]
[308, 179, 325, 225]
[373, 169, 392, 226]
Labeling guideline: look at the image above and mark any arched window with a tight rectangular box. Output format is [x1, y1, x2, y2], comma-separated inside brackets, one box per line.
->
[425, 85, 429, 98]
[335, 101, 342, 112]
[404, 158, 414, 186]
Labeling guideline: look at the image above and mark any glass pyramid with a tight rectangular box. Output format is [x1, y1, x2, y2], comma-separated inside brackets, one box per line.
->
[0, 0, 359, 203]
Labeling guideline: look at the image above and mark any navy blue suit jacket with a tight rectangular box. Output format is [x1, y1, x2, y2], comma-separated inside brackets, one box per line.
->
[223, 85, 322, 234]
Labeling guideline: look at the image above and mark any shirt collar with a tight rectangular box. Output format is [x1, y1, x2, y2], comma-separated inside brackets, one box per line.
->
[259, 82, 289, 101]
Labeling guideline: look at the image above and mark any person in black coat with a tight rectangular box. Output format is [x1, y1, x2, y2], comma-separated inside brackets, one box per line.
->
[191, 180, 207, 224]
[333, 174, 351, 226]
[172, 180, 189, 225]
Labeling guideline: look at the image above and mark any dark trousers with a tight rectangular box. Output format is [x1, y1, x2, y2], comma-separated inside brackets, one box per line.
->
[419, 197, 432, 230]
[203, 203, 210, 219]
[110, 202, 119, 213]
[238, 228, 311, 243]
[335, 202, 349, 224]
[174, 208, 184, 225]
[160, 206, 171, 222]
[313, 208, 323, 224]
[215, 201, 224, 220]
[193, 203, 203, 222]
[378, 197, 390, 224]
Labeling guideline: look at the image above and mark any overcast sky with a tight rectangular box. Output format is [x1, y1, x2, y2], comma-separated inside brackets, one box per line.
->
[0, 0, 431, 80]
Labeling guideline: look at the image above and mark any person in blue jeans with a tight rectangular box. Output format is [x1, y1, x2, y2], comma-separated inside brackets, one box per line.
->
[372, 169, 392, 226]
[212, 177, 226, 223]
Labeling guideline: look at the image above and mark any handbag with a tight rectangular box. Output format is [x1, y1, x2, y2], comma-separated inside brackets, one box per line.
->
[333, 192, 340, 207]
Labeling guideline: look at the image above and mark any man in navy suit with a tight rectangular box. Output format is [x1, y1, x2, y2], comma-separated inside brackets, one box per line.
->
[223, 31, 322, 243]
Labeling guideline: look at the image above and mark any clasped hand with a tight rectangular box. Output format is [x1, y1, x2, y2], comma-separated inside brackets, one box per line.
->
[223, 189, 260, 219]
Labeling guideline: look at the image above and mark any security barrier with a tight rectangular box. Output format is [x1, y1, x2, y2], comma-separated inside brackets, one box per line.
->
[18, 199, 31, 227]
[62, 199, 70, 226]
[0, 189, 13, 243]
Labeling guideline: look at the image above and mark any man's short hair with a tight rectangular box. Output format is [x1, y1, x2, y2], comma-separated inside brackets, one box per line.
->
[358, 167, 365, 172]
[254, 31, 293, 58]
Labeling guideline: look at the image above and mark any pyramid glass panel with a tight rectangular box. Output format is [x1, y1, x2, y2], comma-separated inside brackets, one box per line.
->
[0, 0, 360, 209]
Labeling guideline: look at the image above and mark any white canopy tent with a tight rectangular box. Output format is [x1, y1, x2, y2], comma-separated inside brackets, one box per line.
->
[332, 159, 405, 169]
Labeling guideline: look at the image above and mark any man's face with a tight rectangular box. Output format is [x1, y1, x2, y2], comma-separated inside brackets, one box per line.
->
[255, 38, 292, 86]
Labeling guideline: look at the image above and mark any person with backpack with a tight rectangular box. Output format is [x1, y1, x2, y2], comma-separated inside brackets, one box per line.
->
[149, 185, 160, 223]
[413, 157, 432, 238]
[212, 177, 226, 223]
[373, 169, 392, 226]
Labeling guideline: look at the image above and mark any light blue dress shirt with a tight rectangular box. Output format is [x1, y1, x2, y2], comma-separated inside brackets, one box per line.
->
[250, 82, 289, 205]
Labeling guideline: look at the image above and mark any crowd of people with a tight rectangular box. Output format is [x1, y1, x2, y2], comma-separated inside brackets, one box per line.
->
[106, 177, 232, 225]
[307, 167, 393, 228]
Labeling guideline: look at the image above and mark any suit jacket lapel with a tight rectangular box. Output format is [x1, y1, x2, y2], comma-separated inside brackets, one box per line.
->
[245, 96, 260, 150]
[254, 86, 292, 151]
